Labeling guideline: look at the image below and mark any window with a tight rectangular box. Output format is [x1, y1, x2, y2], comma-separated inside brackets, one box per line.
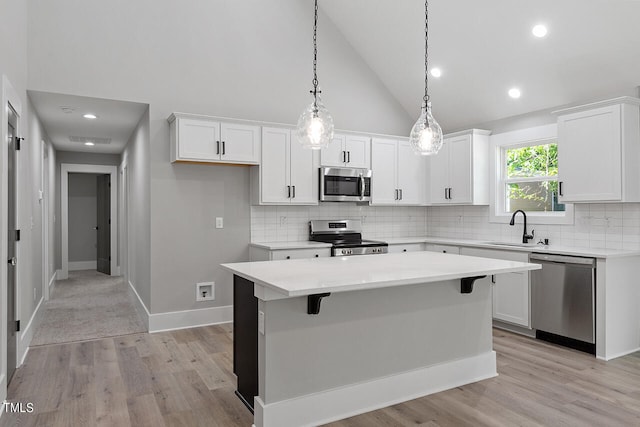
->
[503, 141, 565, 213]
[489, 124, 573, 225]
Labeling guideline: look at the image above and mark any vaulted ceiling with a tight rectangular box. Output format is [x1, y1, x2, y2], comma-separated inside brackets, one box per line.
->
[320, 0, 640, 132]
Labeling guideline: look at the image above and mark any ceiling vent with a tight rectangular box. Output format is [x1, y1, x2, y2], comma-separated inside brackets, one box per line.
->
[60, 106, 76, 114]
[69, 136, 112, 145]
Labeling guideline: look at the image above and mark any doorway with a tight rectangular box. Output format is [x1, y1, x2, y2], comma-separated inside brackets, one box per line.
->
[6, 106, 18, 383]
[60, 164, 117, 280]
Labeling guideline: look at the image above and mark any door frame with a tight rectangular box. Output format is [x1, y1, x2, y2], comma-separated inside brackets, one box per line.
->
[41, 140, 50, 301]
[60, 164, 118, 279]
[1, 75, 22, 400]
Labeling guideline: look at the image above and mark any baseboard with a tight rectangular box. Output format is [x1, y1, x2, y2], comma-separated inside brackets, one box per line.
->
[598, 346, 640, 361]
[149, 305, 233, 333]
[254, 351, 497, 427]
[56, 269, 67, 280]
[48, 271, 56, 295]
[18, 297, 44, 366]
[68, 261, 96, 271]
[127, 280, 150, 330]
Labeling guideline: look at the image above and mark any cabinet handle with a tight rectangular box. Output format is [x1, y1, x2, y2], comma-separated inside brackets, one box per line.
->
[559, 181, 563, 197]
[395, 189, 399, 200]
[315, 254, 319, 258]
[444, 188, 448, 200]
[347, 151, 351, 163]
[491, 275, 496, 284]
[222, 140, 226, 155]
[443, 250, 447, 253]
[342, 151, 346, 163]
[448, 188, 452, 200]
[286, 256, 291, 260]
[287, 185, 291, 198]
[403, 249, 407, 252]
[399, 189, 403, 200]
[292, 185, 296, 198]
[216, 141, 220, 155]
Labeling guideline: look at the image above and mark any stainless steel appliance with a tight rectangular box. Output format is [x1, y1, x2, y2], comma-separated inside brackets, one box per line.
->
[319, 167, 371, 202]
[309, 219, 387, 256]
[530, 253, 596, 354]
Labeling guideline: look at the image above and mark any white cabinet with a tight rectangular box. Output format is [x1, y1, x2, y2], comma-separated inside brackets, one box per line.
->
[460, 247, 531, 328]
[168, 113, 260, 164]
[250, 246, 331, 261]
[554, 97, 640, 203]
[387, 243, 426, 253]
[371, 138, 426, 206]
[425, 244, 460, 254]
[321, 134, 371, 169]
[251, 127, 318, 205]
[429, 129, 490, 205]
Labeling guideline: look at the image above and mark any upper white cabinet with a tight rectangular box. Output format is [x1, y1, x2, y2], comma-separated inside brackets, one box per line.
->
[168, 113, 260, 165]
[429, 129, 490, 205]
[554, 97, 640, 203]
[371, 138, 426, 206]
[251, 126, 318, 205]
[320, 134, 371, 169]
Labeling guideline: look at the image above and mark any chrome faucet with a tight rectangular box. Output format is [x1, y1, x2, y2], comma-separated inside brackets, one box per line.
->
[509, 210, 534, 244]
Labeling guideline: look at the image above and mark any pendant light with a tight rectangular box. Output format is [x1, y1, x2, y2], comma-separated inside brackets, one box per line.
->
[296, 0, 334, 150]
[409, 0, 443, 156]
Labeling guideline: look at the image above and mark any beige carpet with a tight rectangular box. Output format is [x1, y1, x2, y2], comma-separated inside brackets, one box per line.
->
[31, 270, 146, 346]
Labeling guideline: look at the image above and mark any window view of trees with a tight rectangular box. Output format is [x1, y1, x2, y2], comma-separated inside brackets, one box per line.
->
[504, 143, 565, 213]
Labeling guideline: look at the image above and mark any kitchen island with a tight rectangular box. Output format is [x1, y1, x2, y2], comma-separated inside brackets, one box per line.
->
[222, 251, 540, 427]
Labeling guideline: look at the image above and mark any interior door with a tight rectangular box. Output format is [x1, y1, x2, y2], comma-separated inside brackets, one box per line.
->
[6, 106, 18, 383]
[96, 174, 111, 275]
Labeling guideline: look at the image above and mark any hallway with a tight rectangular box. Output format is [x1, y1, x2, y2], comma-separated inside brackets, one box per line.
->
[31, 270, 146, 346]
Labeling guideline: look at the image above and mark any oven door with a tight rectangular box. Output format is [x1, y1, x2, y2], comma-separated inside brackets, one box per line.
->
[319, 167, 371, 202]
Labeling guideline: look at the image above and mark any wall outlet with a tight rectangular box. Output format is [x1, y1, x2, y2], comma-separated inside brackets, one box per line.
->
[215, 217, 224, 229]
[196, 282, 215, 301]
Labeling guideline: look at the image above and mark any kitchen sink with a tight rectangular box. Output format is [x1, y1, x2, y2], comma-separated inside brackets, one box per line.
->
[483, 241, 539, 248]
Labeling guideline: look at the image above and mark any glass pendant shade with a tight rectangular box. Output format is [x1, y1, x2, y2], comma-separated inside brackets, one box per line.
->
[296, 95, 334, 150]
[409, 103, 443, 156]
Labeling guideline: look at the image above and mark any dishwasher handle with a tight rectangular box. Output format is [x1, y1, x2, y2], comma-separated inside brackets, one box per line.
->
[530, 253, 595, 267]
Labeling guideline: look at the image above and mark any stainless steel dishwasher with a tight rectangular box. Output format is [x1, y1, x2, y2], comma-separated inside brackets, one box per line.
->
[530, 253, 596, 354]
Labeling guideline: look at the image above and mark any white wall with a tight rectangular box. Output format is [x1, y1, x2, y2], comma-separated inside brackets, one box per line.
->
[26, 0, 414, 315]
[68, 173, 98, 263]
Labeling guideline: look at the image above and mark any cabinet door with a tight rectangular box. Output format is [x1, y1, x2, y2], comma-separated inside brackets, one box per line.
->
[344, 135, 371, 169]
[320, 134, 346, 167]
[558, 105, 622, 202]
[425, 244, 460, 254]
[220, 123, 260, 164]
[429, 140, 450, 203]
[261, 127, 291, 203]
[447, 134, 473, 204]
[388, 243, 425, 253]
[178, 118, 220, 160]
[397, 140, 425, 205]
[371, 138, 398, 205]
[271, 248, 331, 260]
[492, 271, 530, 327]
[289, 137, 318, 205]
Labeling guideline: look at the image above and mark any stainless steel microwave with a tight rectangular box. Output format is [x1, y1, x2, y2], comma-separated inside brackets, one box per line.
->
[319, 167, 372, 202]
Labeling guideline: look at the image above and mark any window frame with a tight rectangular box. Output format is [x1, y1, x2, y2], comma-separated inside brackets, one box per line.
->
[489, 124, 574, 225]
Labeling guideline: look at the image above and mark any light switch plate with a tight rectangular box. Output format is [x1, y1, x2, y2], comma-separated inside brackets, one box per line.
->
[215, 217, 223, 229]
[258, 311, 265, 335]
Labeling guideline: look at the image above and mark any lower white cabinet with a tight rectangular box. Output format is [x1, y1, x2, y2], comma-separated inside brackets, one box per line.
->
[387, 243, 426, 253]
[460, 247, 531, 328]
[425, 244, 460, 254]
[250, 246, 331, 261]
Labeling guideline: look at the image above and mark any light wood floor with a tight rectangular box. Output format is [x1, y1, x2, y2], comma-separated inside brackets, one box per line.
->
[2, 326, 640, 427]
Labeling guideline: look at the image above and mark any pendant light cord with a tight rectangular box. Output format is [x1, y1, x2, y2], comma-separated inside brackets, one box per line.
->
[312, 0, 320, 112]
[423, 0, 430, 105]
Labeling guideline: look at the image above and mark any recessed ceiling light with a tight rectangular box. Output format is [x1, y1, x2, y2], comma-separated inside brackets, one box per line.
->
[430, 68, 442, 78]
[83, 113, 98, 119]
[84, 141, 95, 146]
[532, 24, 548, 38]
[508, 88, 521, 99]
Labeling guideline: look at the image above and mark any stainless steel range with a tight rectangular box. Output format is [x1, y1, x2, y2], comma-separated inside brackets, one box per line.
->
[309, 219, 388, 256]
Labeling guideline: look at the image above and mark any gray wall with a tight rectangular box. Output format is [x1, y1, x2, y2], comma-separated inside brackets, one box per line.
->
[120, 107, 151, 310]
[55, 151, 120, 269]
[68, 173, 98, 263]
[27, 0, 413, 314]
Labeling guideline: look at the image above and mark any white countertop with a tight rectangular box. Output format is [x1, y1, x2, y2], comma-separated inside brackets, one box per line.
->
[222, 252, 540, 298]
[250, 237, 640, 259]
[250, 241, 331, 250]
